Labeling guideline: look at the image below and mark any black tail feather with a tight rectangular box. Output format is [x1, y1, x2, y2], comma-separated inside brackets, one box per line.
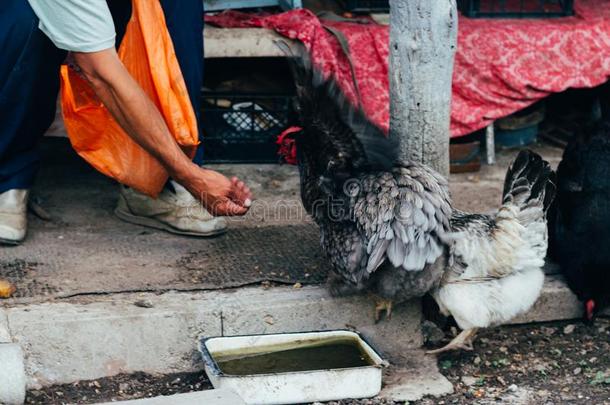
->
[276, 41, 398, 171]
[503, 150, 557, 212]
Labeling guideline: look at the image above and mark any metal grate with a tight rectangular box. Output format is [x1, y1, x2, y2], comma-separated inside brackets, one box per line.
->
[458, 0, 574, 18]
[201, 91, 295, 163]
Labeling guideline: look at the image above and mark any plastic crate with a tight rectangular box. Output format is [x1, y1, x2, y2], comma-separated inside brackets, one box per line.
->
[342, 0, 389, 13]
[458, 0, 574, 18]
[201, 91, 295, 163]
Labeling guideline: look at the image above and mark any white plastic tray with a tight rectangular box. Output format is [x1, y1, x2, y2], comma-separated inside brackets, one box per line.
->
[199, 330, 385, 405]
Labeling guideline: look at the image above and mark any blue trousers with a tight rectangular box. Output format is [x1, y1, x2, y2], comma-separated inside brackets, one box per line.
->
[0, 0, 204, 194]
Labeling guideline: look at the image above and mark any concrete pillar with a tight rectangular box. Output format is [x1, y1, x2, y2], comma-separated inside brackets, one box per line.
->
[0, 343, 26, 405]
[389, 0, 458, 177]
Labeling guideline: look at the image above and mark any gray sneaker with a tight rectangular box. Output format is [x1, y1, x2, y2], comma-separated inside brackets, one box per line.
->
[115, 181, 227, 237]
[0, 189, 28, 245]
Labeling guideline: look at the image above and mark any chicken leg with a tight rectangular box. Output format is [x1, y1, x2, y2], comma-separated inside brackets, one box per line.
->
[373, 296, 394, 323]
[426, 328, 479, 355]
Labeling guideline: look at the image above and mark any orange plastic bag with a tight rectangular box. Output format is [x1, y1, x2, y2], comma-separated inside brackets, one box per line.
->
[60, 0, 199, 197]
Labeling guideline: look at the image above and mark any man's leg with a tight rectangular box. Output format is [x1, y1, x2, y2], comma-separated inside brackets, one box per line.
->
[0, 0, 66, 244]
[0, 0, 66, 193]
[108, 0, 205, 163]
[159, 0, 205, 165]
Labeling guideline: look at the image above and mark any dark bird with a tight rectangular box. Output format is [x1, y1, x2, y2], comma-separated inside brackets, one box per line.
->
[279, 45, 556, 353]
[278, 45, 452, 322]
[549, 120, 610, 322]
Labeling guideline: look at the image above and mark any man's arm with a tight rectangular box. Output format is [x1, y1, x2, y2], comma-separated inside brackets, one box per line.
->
[71, 49, 251, 216]
[26, 0, 250, 215]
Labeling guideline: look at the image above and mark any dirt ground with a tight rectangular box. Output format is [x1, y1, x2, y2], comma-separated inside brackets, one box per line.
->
[418, 318, 610, 405]
[25, 318, 609, 405]
[25, 372, 212, 405]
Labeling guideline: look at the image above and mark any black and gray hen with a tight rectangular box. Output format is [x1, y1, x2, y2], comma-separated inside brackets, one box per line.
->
[549, 120, 610, 321]
[280, 46, 453, 321]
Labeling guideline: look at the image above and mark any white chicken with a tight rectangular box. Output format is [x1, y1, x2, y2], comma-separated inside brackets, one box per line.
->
[428, 151, 556, 353]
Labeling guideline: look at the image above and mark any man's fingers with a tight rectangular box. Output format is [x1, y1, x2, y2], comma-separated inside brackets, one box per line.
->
[243, 185, 252, 207]
[214, 200, 248, 216]
[229, 177, 253, 207]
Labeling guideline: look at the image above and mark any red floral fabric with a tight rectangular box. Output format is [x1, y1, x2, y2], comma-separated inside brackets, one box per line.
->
[206, 0, 610, 137]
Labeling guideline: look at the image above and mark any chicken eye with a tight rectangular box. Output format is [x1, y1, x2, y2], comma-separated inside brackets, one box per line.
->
[343, 179, 361, 197]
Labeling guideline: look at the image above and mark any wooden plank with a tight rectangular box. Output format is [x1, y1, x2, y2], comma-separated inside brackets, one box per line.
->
[204, 0, 301, 11]
[279, 0, 302, 9]
[204, 26, 298, 58]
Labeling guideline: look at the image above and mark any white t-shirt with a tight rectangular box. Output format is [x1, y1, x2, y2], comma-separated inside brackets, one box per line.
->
[27, 0, 116, 53]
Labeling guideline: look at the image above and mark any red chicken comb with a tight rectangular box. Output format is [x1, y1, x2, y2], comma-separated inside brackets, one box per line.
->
[277, 126, 301, 165]
[585, 299, 595, 321]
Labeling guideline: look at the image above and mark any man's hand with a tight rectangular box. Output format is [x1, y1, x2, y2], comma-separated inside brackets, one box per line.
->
[180, 165, 252, 216]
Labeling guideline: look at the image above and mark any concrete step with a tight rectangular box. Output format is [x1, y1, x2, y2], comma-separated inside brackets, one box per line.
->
[1, 272, 603, 402]
[0, 285, 423, 389]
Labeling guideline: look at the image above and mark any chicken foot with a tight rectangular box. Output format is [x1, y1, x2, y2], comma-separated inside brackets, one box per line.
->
[373, 296, 394, 323]
[426, 328, 479, 355]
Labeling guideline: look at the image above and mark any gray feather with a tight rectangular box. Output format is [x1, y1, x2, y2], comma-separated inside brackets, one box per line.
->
[367, 239, 389, 273]
[387, 238, 405, 267]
